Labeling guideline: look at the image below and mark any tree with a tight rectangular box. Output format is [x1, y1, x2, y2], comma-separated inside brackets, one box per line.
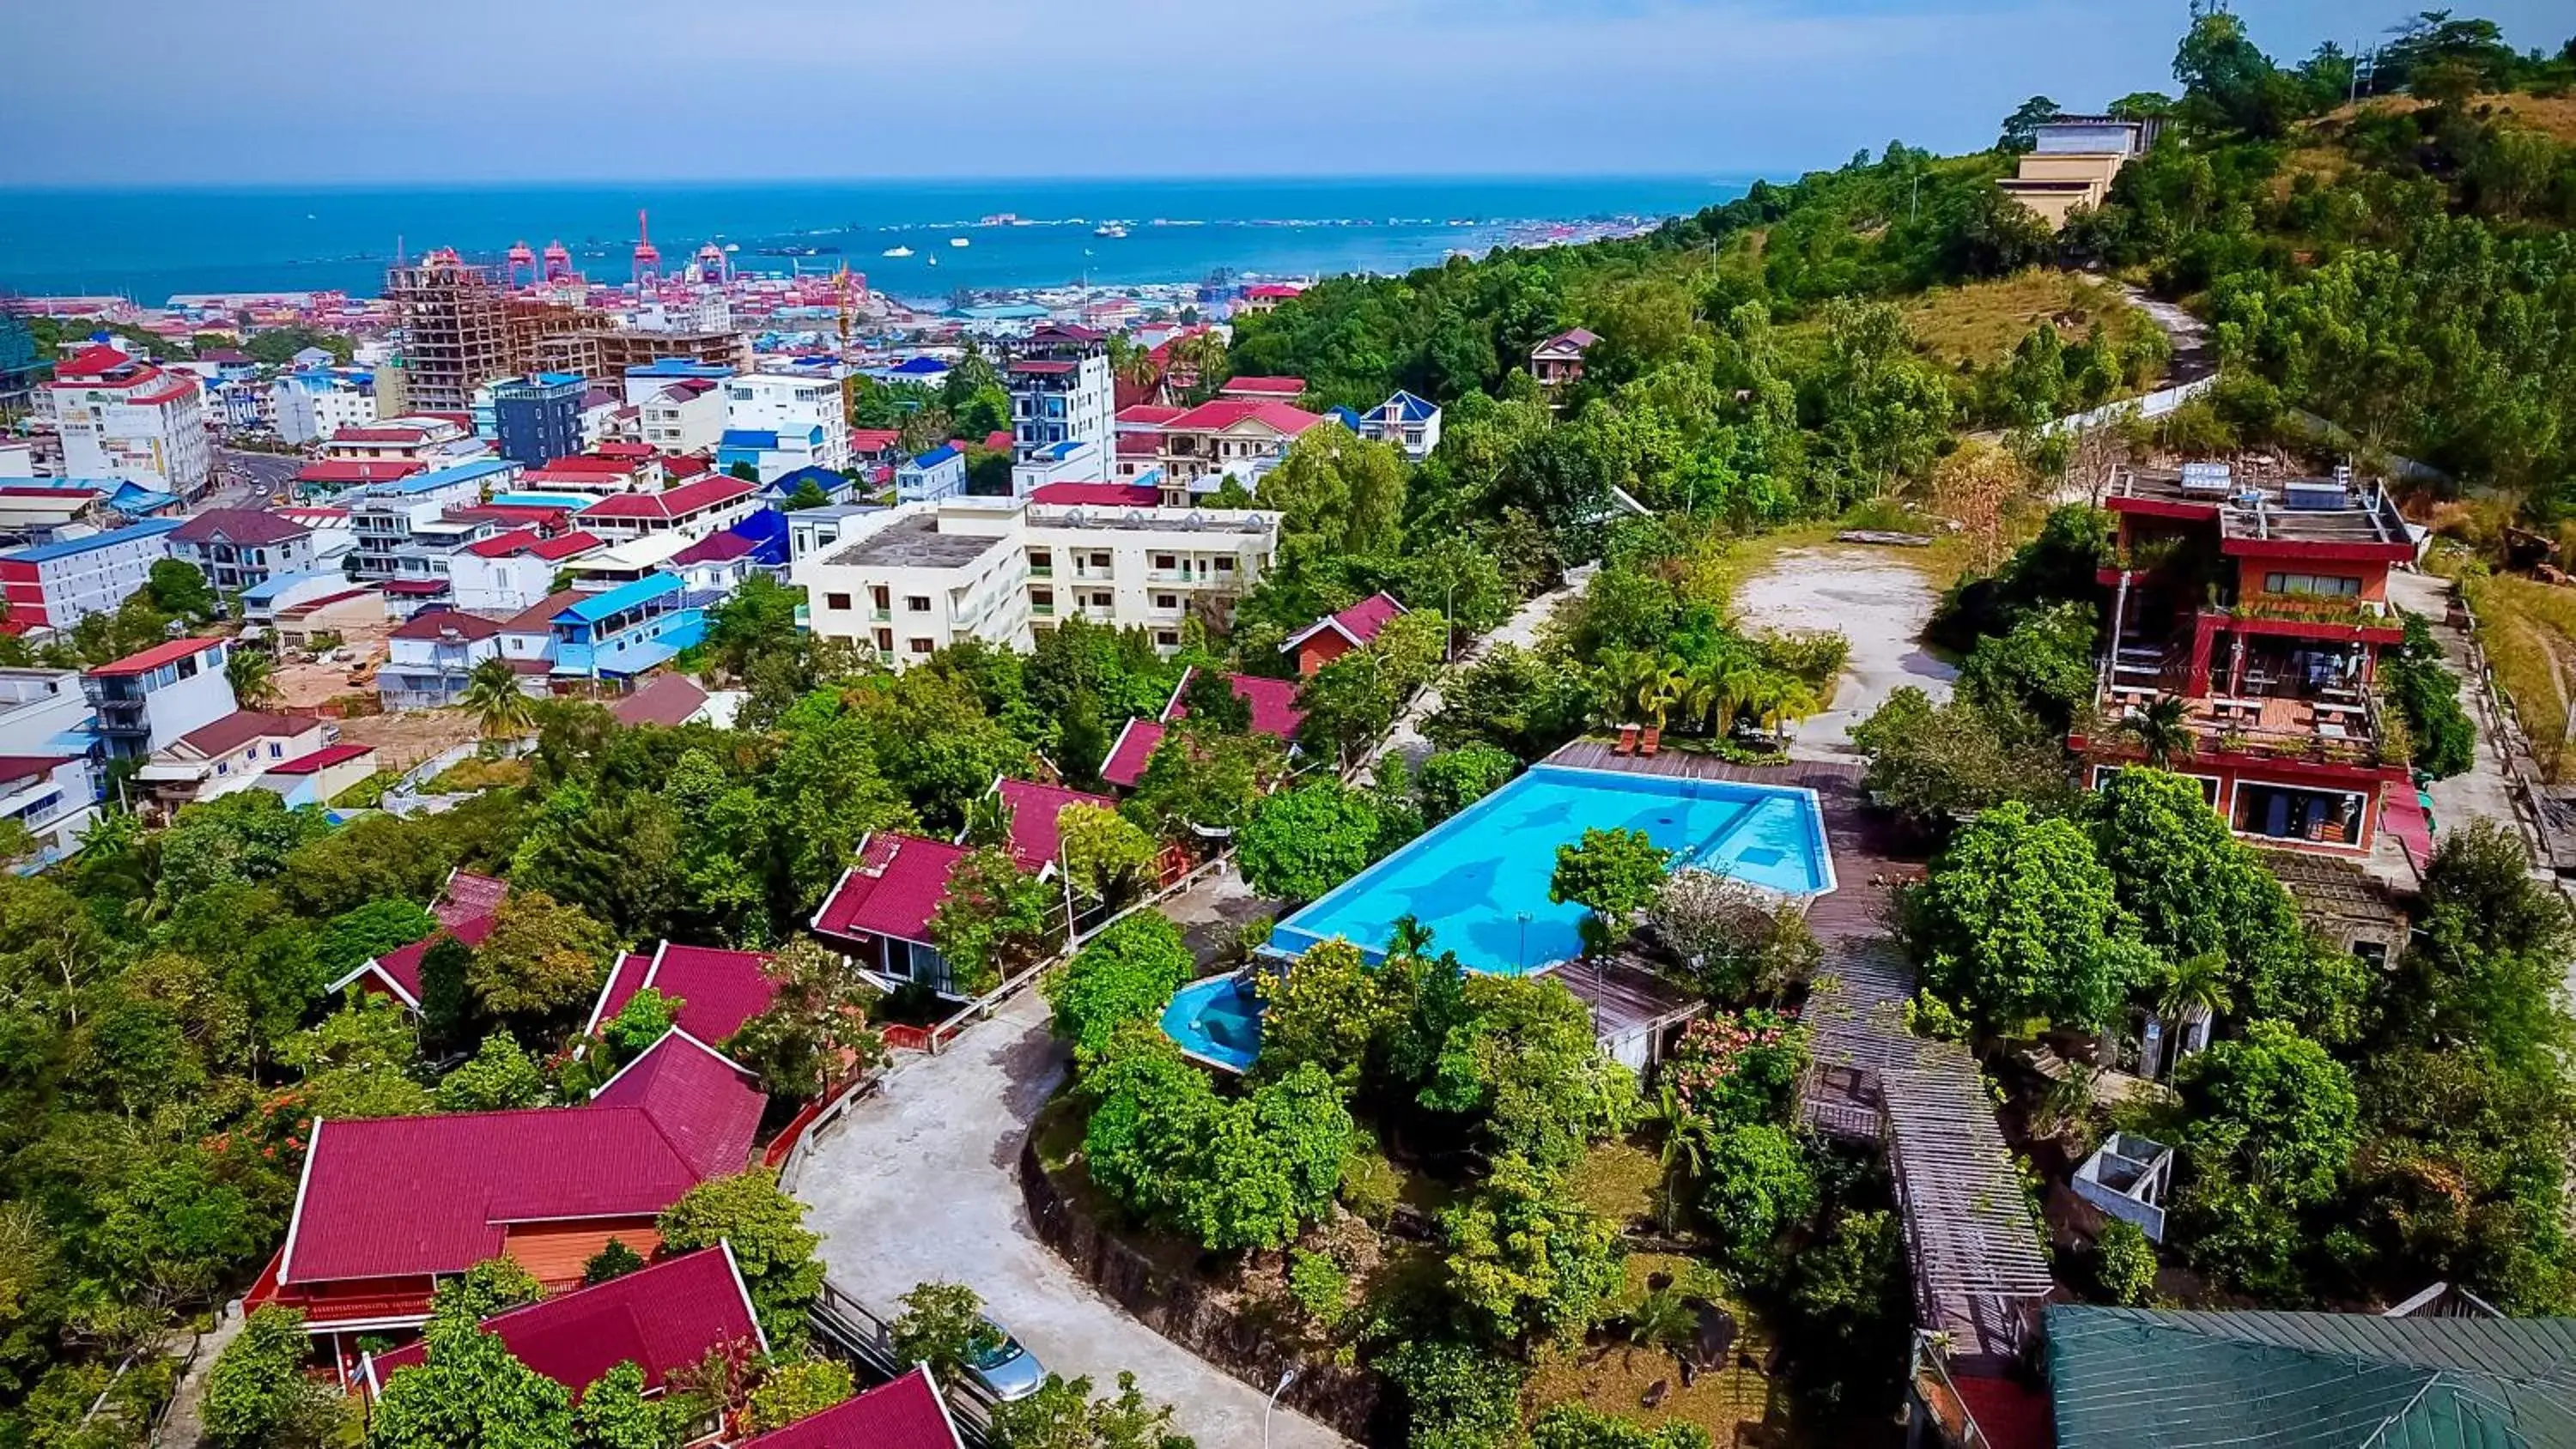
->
[1696, 1124, 1818, 1274]
[204, 1306, 341, 1449]
[722, 940, 885, 1104]
[1176, 669, 1250, 734]
[728, 462, 761, 482]
[1122, 728, 1282, 839]
[418, 932, 478, 1050]
[1908, 802, 2147, 1034]
[1378, 1338, 1526, 1449]
[584, 1238, 647, 1284]
[434, 1032, 548, 1112]
[225, 646, 279, 709]
[445, 1257, 547, 1319]
[657, 1171, 823, 1349]
[2122, 694, 2195, 767]
[1045, 912, 1195, 1057]
[1415, 743, 1516, 822]
[784, 478, 830, 511]
[1238, 781, 1378, 902]
[470, 890, 615, 1036]
[1549, 827, 1671, 952]
[1057, 803, 1158, 906]
[1255, 428, 1407, 558]
[744, 1360, 853, 1433]
[145, 559, 217, 620]
[1255, 938, 1389, 1085]
[598, 986, 682, 1064]
[574, 1361, 678, 1449]
[1173, 1064, 1353, 1251]
[2175, 1021, 2358, 1209]
[2393, 820, 2576, 1071]
[985, 1372, 1195, 1449]
[1425, 645, 1589, 761]
[2094, 1219, 2157, 1305]
[890, 1281, 1004, 1389]
[1645, 870, 1818, 1003]
[928, 845, 1060, 997]
[1442, 1155, 1625, 1346]
[1532, 1407, 1713, 1449]
[1294, 651, 1402, 767]
[315, 899, 437, 979]
[1425, 973, 1640, 1171]
[461, 657, 537, 742]
[370, 1287, 573, 1449]
[1997, 94, 2064, 153]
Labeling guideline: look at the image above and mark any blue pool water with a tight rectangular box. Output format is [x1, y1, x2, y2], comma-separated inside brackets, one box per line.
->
[1160, 973, 1264, 1073]
[1269, 763, 1834, 976]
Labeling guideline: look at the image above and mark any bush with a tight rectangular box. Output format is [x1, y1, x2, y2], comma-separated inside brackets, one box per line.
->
[1286, 1248, 1352, 1329]
[204, 1306, 340, 1449]
[1696, 1125, 1819, 1275]
[1415, 743, 1518, 822]
[1238, 780, 1378, 902]
[1045, 912, 1195, 1057]
[745, 1360, 854, 1433]
[2095, 1218, 2157, 1305]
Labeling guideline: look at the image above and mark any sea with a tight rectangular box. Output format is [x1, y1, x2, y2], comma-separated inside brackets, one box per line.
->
[0, 176, 1751, 310]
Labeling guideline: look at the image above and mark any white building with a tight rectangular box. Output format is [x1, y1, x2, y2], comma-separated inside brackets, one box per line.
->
[136, 711, 331, 816]
[0, 667, 103, 859]
[270, 372, 377, 446]
[0, 518, 184, 631]
[83, 636, 238, 759]
[895, 446, 968, 504]
[718, 373, 850, 482]
[1006, 324, 1115, 482]
[793, 495, 1280, 662]
[1352, 391, 1443, 461]
[346, 460, 522, 582]
[447, 528, 607, 614]
[49, 346, 213, 496]
[625, 361, 729, 456]
[573, 476, 759, 544]
[317, 415, 489, 469]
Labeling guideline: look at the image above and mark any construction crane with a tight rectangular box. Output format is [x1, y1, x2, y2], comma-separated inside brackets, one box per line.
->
[835, 263, 858, 424]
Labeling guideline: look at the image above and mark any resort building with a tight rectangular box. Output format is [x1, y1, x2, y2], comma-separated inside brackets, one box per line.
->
[2072, 463, 2421, 857]
[47, 346, 213, 495]
[166, 508, 319, 593]
[1282, 591, 1408, 676]
[1529, 328, 1599, 396]
[792, 495, 1280, 663]
[134, 710, 331, 816]
[1351, 390, 1443, 461]
[346, 460, 521, 584]
[270, 371, 377, 446]
[1101, 669, 1306, 788]
[83, 636, 236, 759]
[733, 1367, 962, 1449]
[1998, 114, 2156, 228]
[811, 832, 970, 995]
[586, 941, 779, 1046]
[1154, 398, 1331, 489]
[0, 517, 183, 629]
[1007, 324, 1115, 480]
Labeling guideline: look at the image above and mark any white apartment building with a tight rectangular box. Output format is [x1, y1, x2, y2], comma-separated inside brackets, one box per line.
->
[49, 347, 214, 495]
[628, 372, 726, 455]
[271, 372, 378, 446]
[1006, 324, 1115, 482]
[0, 667, 101, 859]
[794, 496, 1281, 662]
[719, 372, 851, 482]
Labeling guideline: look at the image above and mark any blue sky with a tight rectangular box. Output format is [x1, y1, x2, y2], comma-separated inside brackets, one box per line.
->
[3, 0, 2570, 185]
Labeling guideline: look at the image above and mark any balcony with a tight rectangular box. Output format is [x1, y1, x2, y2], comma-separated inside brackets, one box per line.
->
[2095, 656, 2393, 770]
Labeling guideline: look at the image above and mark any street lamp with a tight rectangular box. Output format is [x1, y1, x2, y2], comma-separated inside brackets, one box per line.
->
[1516, 911, 1532, 973]
[1263, 1367, 1301, 1449]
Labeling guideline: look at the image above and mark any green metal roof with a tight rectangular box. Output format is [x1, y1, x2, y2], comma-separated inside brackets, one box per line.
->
[2046, 1306, 2576, 1449]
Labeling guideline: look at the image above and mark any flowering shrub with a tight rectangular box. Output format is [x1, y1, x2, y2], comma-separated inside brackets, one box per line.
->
[1664, 1008, 1807, 1130]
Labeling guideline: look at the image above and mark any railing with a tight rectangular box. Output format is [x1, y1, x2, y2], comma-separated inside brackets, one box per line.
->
[807, 1279, 999, 1446]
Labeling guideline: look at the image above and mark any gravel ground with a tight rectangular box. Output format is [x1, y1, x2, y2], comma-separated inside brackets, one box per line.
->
[1728, 544, 1958, 759]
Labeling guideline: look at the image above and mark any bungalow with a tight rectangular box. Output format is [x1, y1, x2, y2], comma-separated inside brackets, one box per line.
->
[811, 833, 969, 996]
[1100, 670, 1305, 788]
[258, 743, 382, 809]
[575, 476, 760, 544]
[134, 710, 331, 815]
[1352, 391, 1443, 461]
[611, 674, 714, 729]
[896, 446, 968, 504]
[167, 508, 319, 593]
[246, 1029, 762, 1360]
[1281, 591, 1407, 676]
[1530, 328, 1599, 393]
[586, 941, 778, 1046]
[668, 529, 767, 592]
[980, 776, 1120, 876]
[733, 1366, 963, 1449]
[328, 870, 509, 1009]
[359, 1244, 763, 1404]
[1155, 399, 1330, 491]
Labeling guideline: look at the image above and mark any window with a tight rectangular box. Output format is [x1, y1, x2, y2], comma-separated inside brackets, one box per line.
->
[908, 638, 934, 654]
[1090, 552, 1110, 570]
[1152, 554, 1177, 571]
[1089, 591, 1112, 609]
[1029, 549, 1053, 573]
[905, 595, 932, 613]
[1214, 558, 1236, 573]
[1154, 631, 1179, 647]
[1031, 586, 1054, 609]
[268, 743, 283, 759]
[2263, 572, 2361, 597]
[874, 628, 894, 652]
[826, 592, 852, 611]
[1155, 593, 1180, 611]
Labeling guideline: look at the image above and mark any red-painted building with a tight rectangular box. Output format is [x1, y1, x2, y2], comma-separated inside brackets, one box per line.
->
[1280, 591, 1407, 676]
[2071, 464, 2421, 855]
[586, 942, 779, 1046]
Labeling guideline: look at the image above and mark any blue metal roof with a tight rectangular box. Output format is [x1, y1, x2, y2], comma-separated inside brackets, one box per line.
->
[2, 517, 185, 564]
[1380, 390, 1439, 421]
[888, 357, 949, 376]
[720, 429, 781, 451]
[238, 569, 339, 603]
[909, 446, 960, 470]
[624, 359, 733, 379]
[488, 492, 596, 510]
[557, 572, 683, 624]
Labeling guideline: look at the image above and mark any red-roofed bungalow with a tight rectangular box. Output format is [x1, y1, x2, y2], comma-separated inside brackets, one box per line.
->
[981, 777, 1118, 875]
[811, 833, 971, 997]
[1163, 667, 1304, 743]
[327, 870, 511, 1008]
[246, 1030, 762, 1363]
[358, 1244, 764, 1403]
[1280, 591, 1407, 676]
[585, 942, 779, 1047]
[1098, 717, 1168, 791]
[734, 1366, 963, 1449]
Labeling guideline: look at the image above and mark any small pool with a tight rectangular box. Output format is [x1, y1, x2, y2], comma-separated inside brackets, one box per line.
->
[1270, 762, 1833, 976]
[1159, 973, 1263, 1073]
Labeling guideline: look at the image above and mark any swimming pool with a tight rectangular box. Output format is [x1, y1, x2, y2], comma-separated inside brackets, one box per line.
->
[1160, 973, 1263, 1073]
[1269, 763, 1833, 976]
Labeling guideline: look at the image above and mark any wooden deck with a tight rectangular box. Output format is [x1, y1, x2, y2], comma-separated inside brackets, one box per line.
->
[1544, 739, 2054, 1369]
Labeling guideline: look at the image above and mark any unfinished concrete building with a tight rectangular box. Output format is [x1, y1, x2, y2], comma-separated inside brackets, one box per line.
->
[386, 252, 512, 414]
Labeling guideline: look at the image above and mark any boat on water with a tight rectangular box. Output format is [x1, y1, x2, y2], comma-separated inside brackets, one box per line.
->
[1093, 223, 1128, 239]
[883, 246, 914, 258]
[950, 237, 971, 248]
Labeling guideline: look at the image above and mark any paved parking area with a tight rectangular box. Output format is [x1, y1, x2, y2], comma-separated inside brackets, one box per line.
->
[794, 990, 1346, 1448]
[1729, 544, 1958, 758]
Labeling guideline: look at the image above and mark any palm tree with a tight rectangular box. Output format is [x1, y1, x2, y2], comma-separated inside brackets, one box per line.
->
[2123, 694, 2196, 767]
[1637, 658, 1691, 731]
[459, 657, 534, 742]
[1625, 1287, 1698, 1360]
[226, 646, 279, 708]
[1643, 1083, 1705, 1234]
[1595, 649, 1661, 726]
[2159, 949, 2233, 1025]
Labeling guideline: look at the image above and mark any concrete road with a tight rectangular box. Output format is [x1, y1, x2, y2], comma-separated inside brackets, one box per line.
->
[210, 447, 303, 508]
[2386, 569, 2528, 842]
[795, 991, 1348, 1448]
[1729, 544, 1957, 759]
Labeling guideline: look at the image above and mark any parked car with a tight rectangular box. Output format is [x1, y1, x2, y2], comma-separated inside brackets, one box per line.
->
[963, 1322, 1046, 1402]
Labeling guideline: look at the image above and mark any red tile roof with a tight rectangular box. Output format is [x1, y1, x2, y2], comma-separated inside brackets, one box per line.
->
[391, 609, 506, 641]
[610, 674, 710, 729]
[1163, 399, 1326, 437]
[1220, 375, 1307, 397]
[440, 870, 511, 925]
[173, 508, 313, 546]
[55, 344, 139, 379]
[734, 1367, 962, 1449]
[342, 912, 498, 1005]
[981, 430, 1013, 452]
[1030, 482, 1159, 508]
[1165, 668, 1304, 743]
[1283, 591, 1407, 652]
[592, 442, 657, 459]
[586, 941, 778, 1046]
[0, 755, 73, 790]
[175, 710, 318, 758]
[363, 1245, 762, 1401]
[811, 834, 968, 946]
[1243, 284, 1304, 300]
[576, 476, 754, 521]
[849, 428, 903, 453]
[279, 1039, 759, 1286]
[993, 778, 1119, 871]
[1008, 360, 1077, 375]
[266, 743, 376, 776]
[89, 635, 223, 677]
[381, 579, 452, 597]
[1116, 404, 1185, 427]
[1099, 717, 1167, 790]
[671, 530, 757, 565]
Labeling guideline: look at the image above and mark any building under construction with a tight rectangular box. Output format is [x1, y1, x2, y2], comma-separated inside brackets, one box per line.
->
[532, 325, 750, 385]
[386, 252, 512, 413]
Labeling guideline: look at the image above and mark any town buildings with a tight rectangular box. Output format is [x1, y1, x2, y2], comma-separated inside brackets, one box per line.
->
[376, 610, 512, 710]
[1154, 398, 1331, 491]
[166, 508, 319, 592]
[84, 636, 237, 759]
[895, 446, 968, 503]
[812, 832, 972, 994]
[270, 370, 376, 446]
[1007, 324, 1115, 480]
[447, 528, 606, 614]
[491, 374, 586, 468]
[1999, 114, 2156, 228]
[625, 361, 730, 455]
[2071, 463, 2421, 856]
[135, 710, 331, 815]
[0, 517, 183, 629]
[574, 476, 760, 544]
[0, 667, 104, 858]
[1350, 390, 1443, 461]
[718, 373, 850, 482]
[792, 494, 1280, 661]
[346, 459, 523, 584]
[48, 346, 214, 495]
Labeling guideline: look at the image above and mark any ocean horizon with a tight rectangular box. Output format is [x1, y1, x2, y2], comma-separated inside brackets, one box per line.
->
[0, 175, 1755, 309]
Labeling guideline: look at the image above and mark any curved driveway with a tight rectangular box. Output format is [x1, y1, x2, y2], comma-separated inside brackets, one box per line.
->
[793, 989, 1347, 1448]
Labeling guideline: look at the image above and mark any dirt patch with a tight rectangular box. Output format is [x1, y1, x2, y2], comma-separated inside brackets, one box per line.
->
[1522, 1252, 1789, 1447]
[1728, 545, 1958, 756]
[1901, 271, 2149, 370]
[333, 710, 483, 773]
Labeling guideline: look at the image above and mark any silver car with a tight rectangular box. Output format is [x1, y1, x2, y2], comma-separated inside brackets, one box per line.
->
[964, 1321, 1046, 1402]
